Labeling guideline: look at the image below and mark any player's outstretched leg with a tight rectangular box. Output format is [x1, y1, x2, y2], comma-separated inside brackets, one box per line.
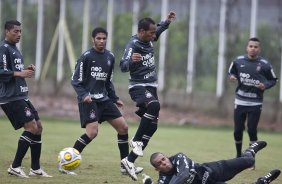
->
[243, 141, 267, 157]
[256, 169, 281, 184]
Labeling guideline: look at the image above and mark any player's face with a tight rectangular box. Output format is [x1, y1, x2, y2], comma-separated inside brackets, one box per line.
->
[139, 24, 157, 42]
[93, 33, 107, 52]
[246, 40, 261, 59]
[153, 153, 174, 173]
[5, 25, 21, 44]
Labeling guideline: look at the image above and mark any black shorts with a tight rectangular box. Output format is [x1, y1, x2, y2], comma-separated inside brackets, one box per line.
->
[1, 99, 39, 130]
[78, 99, 122, 128]
[129, 86, 158, 108]
[234, 105, 262, 123]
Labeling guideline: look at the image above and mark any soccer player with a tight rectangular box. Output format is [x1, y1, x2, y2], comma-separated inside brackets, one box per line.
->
[146, 141, 280, 184]
[120, 11, 176, 180]
[228, 37, 277, 166]
[63, 27, 142, 175]
[0, 20, 52, 178]
[142, 169, 281, 184]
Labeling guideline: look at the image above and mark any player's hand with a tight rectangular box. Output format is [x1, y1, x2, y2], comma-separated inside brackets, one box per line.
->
[255, 83, 266, 91]
[229, 75, 237, 81]
[142, 174, 153, 184]
[166, 11, 176, 23]
[26, 64, 36, 71]
[83, 95, 92, 103]
[131, 53, 142, 63]
[14, 70, 34, 78]
[115, 99, 124, 108]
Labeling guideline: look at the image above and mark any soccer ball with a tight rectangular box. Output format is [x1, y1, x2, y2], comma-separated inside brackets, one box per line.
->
[58, 147, 82, 171]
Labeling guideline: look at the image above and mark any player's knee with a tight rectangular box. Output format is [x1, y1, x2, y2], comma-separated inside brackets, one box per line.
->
[135, 107, 146, 117]
[36, 120, 43, 134]
[37, 126, 43, 135]
[246, 157, 255, 167]
[86, 124, 99, 140]
[147, 101, 160, 115]
[24, 119, 41, 134]
[118, 122, 128, 135]
[110, 117, 128, 134]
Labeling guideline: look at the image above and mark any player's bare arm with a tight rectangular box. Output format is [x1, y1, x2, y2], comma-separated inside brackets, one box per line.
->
[13, 69, 34, 78]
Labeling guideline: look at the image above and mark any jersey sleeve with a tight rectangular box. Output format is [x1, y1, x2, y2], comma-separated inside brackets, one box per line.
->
[228, 60, 238, 78]
[154, 20, 170, 41]
[71, 56, 89, 101]
[157, 175, 171, 184]
[120, 40, 135, 72]
[105, 56, 119, 103]
[168, 153, 196, 184]
[0, 46, 14, 82]
[263, 63, 277, 89]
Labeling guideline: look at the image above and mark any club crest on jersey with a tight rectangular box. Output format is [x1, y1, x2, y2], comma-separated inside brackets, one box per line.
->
[256, 64, 261, 72]
[145, 91, 152, 98]
[24, 107, 32, 117]
[89, 110, 96, 119]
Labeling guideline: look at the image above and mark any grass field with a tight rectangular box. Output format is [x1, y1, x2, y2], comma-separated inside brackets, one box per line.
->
[0, 117, 281, 184]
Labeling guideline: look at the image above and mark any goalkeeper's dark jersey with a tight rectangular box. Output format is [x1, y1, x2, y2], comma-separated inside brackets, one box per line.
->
[71, 48, 119, 103]
[0, 40, 28, 104]
[228, 55, 277, 105]
[120, 21, 170, 88]
[157, 152, 205, 184]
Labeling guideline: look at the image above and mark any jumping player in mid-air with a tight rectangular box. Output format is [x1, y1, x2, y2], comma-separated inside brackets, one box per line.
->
[120, 11, 176, 181]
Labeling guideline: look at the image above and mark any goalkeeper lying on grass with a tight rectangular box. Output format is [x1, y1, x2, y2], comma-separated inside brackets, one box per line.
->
[142, 141, 280, 184]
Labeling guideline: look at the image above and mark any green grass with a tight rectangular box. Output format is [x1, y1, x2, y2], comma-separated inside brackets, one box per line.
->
[0, 117, 281, 184]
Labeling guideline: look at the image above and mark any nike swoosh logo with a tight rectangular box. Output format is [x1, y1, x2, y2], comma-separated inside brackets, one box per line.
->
[125, 162, 133, 170]
[11, 169, 21, 175]
[31, 170, 43, 175]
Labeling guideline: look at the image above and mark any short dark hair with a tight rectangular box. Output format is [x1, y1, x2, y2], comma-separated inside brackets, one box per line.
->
[92, 27, 107, 38]
[4, 20, 21, 31]
[138, 17, 155, 32]
[249, 37, 260, 43]
[150, 152, 162, 168]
